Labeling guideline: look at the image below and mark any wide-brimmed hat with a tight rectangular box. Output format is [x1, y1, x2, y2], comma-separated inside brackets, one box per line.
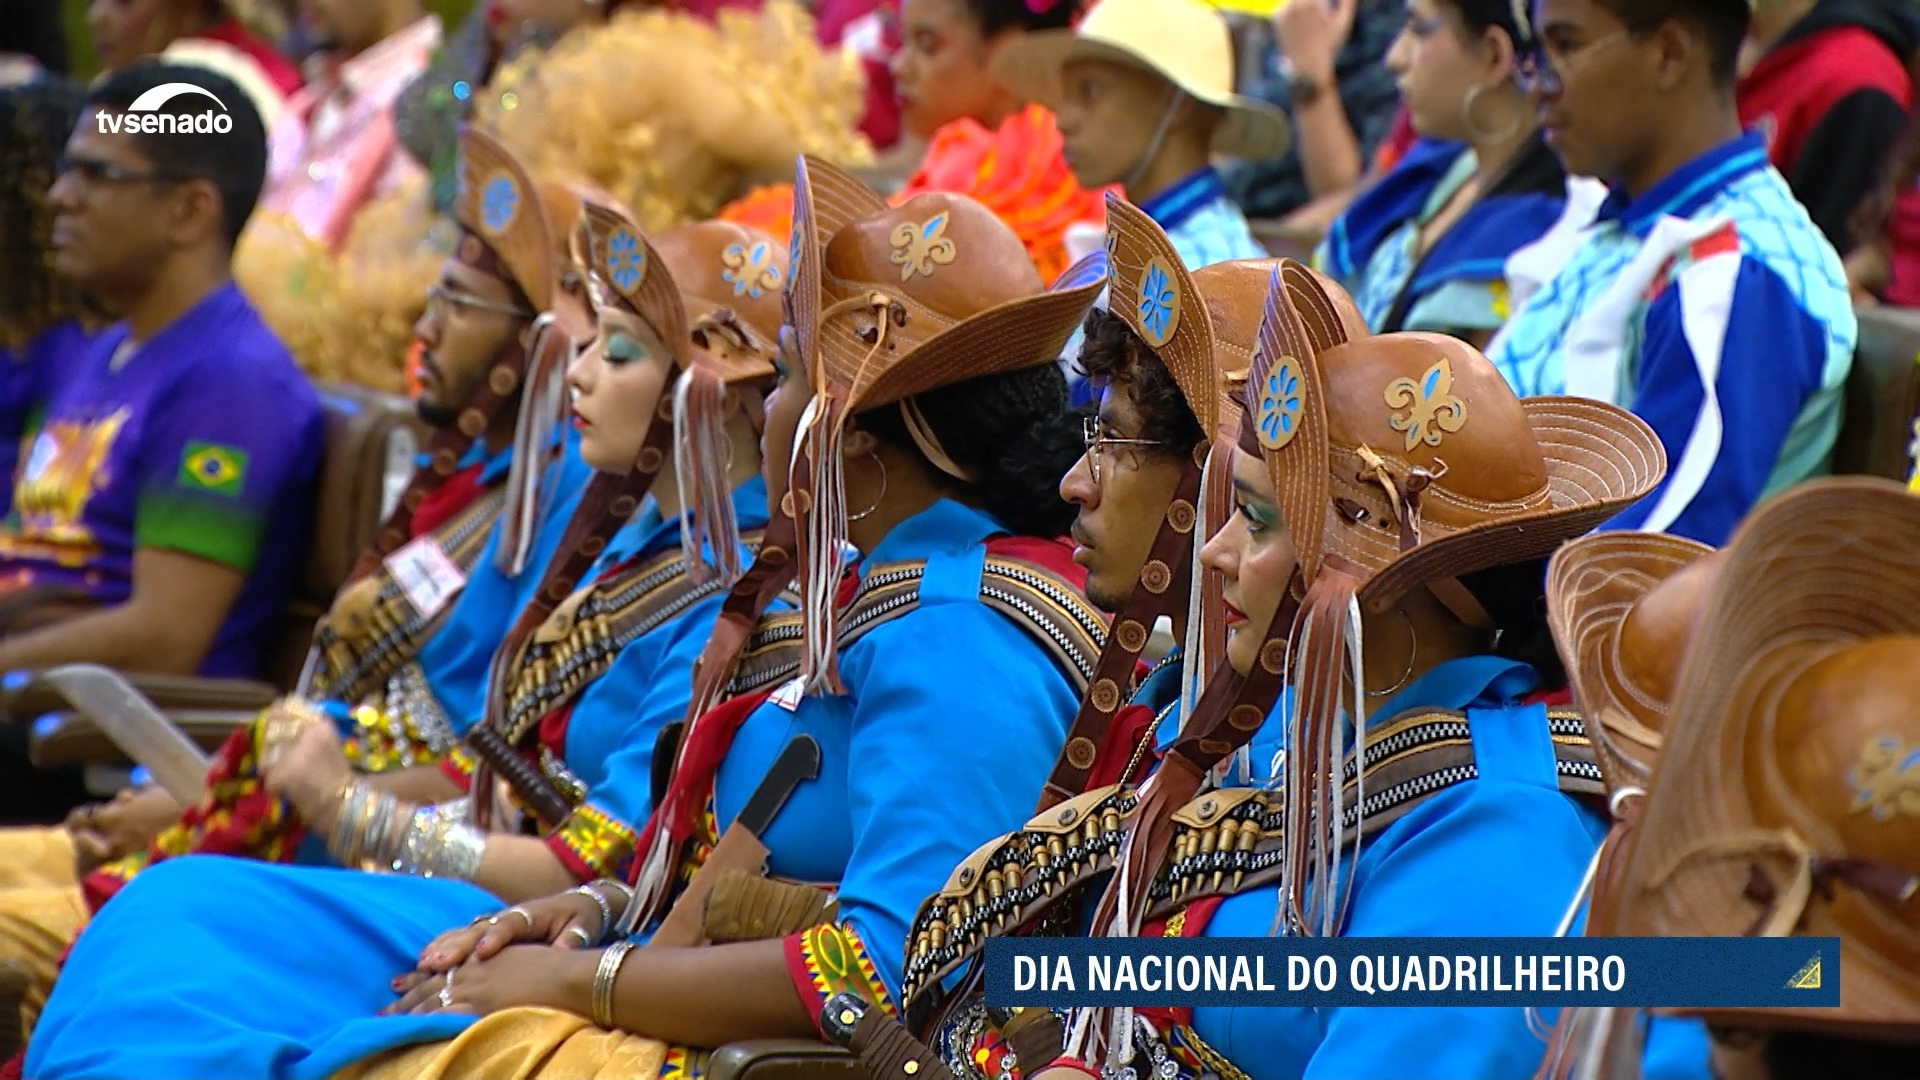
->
[993, 0, 1291, 162]
[1246, 261, 1666, 611]
[1605, 477, 1920, 1038]
[653, 220, 787, 385]
[1546, 532, 1722, 802]
[457, 127, 572, 317]
[576, 201, 692, 380]
[785, 154, 1106, 692]
[789, 156, 1105, 415]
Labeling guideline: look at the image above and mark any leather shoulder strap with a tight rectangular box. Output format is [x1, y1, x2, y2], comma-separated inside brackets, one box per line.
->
[499, 529, 774, 747]
[727, 545, 1106, 700]
[1142, 706, 1602, 918]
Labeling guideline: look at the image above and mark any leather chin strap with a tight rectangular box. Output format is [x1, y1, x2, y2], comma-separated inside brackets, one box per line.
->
[467, 369, 684, 830]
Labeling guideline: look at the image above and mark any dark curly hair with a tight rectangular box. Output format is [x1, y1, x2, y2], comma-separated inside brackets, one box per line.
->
[862, 361, 1081, 538]
[1, 78, 88, 353]
[964, 0, 1078, 37]
[1457, 555, 1565, 689]
[1074, 306, 1206, 454]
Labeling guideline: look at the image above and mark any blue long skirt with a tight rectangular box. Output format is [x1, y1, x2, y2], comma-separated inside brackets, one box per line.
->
[27, 855, 497, 1080]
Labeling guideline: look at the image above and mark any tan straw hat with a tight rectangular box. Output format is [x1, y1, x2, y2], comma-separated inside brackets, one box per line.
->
[1246, 261, 1666, 611]
[1546, 532, 1723, 803]
[785, 155, 1106, 692]
[1605, 477, 1920, 1038]
[994, 0, 1292, 161]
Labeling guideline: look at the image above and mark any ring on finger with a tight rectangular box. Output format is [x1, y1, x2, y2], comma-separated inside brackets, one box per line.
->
[563, 925, 592, 947]
[505, 906, 534, 931]
[438, 972, 455, 1009]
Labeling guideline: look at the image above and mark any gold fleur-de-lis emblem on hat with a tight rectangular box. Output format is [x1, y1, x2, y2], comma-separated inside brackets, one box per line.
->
[889, 213, 958, 282]
[1385, 357, 1467, 451]
[722, 241, 783, 298]
[1847, 733, 1920, 821]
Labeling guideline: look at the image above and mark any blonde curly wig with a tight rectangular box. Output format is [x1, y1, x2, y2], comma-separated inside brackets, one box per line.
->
[474, 0, 874, 234]
[234, 173, 444, 393]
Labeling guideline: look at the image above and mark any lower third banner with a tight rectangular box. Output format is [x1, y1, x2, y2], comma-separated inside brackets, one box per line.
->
[983, 937, 1840, 1009]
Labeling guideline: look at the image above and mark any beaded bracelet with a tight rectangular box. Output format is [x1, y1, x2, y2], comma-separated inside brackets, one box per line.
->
[592, 940, 636, 1029]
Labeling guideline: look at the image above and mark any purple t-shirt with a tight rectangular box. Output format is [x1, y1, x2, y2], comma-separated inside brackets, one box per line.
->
[0, 284, 324, 678]
[0, 320, 93, 519]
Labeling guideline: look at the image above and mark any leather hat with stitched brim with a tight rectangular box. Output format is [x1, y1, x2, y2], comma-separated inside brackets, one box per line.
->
[1604, 477, 1920, 1039]
[577, 201, 691, 376]
[1243, 261, 1666, 610]
[789, 154, 1106, 413]
[993, 0, 1291, 162]
[1546, 532, 1722, 803]
[654, 220, 787, 385]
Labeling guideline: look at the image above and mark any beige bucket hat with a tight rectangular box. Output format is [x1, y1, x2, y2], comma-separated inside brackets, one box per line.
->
[993, 0, 1292, 162]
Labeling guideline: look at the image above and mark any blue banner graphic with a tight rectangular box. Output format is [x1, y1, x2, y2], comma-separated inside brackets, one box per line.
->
[984, 937, 1841, 1009]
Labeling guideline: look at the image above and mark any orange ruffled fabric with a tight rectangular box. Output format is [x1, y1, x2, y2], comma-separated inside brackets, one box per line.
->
[720, 104, 1109, 282]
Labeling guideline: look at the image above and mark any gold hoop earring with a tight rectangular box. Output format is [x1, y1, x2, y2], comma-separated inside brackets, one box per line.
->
[1366, 605, 1417, 698]
[847, 452, 886, 523]
[1460, 82, 1522, 144]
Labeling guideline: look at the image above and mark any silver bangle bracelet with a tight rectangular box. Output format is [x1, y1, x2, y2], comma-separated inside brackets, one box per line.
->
[572, 883, 614, 943]
[391, 806, 486, 881]
[592, 940, 636, 1029]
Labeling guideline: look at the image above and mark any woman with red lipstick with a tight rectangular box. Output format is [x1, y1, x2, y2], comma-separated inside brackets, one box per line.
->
[24, 159, 1108, 1080]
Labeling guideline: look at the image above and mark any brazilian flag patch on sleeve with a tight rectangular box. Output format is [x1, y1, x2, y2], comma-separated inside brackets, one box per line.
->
[178, 441, 250, 496]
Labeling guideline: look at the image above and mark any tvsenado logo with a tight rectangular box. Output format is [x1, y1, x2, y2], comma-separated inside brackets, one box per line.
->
[96, 83, 233, 135]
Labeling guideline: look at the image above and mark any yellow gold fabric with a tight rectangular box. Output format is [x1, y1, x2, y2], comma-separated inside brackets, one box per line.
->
[332, 1007, 669, 1080]
[0, 827, 78, 891]
[0, 882, 87, 1036]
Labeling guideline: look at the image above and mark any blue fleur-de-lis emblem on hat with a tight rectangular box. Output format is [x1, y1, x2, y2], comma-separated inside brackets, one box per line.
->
[480, 174, 518, 235]
[1257, 356, 1304, 450]
[722, 241, 783, 298]
[1136, 258, 1178, 347]
[606, 228, 644, 294]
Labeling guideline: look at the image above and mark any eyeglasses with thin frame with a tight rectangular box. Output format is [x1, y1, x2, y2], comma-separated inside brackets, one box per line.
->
[54, 155, 181, 188]
[424, 283, 535, 320]
[1514, 27, 1635, 95]
[1081, 414, 1161, 485]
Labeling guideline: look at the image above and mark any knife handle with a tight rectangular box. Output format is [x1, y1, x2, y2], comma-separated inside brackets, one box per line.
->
[822, 992, 957, 1080]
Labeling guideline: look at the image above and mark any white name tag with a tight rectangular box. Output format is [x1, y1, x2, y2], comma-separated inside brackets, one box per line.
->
[769, 675, 807, 713]
[383, 536, 467, 621]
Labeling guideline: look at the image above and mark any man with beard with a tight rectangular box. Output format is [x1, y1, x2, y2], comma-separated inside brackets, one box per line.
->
[260, 0, 441, 251]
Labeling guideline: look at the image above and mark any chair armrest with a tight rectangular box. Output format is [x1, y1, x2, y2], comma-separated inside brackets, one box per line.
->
[706, 1040, 864, 1080]
[29, 708, 255, 771]
[2, 671, 276, 725]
